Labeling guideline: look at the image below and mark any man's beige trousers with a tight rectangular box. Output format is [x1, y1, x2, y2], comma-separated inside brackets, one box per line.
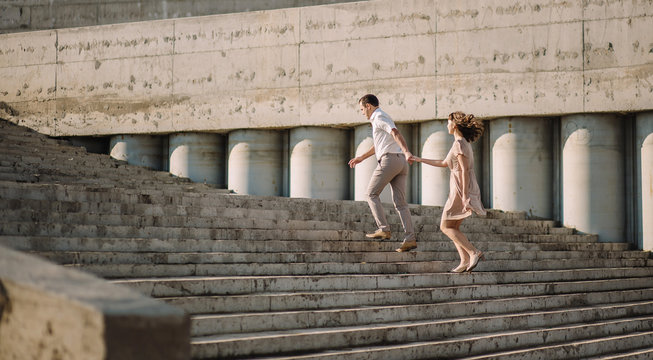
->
[366, 153, 415, 241]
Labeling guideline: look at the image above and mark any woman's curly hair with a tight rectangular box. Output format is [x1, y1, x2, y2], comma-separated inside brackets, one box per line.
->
[449, 111, 484, 143]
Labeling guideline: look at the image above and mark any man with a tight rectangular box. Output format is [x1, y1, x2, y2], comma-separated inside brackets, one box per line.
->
[348, 94, 417, 252]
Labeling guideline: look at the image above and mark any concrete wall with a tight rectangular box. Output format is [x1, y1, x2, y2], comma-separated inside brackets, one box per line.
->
[0, 0, 363, 33]
[1, 0, 651, 137]
[0, 245, 190, 360]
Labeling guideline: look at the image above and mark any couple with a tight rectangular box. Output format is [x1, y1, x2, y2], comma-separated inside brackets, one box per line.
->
[348, 94, 486, 273]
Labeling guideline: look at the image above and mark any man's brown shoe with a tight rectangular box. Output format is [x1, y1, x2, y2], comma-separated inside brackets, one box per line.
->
[395, 239, 417, 252]
[365, 229, 391, 239]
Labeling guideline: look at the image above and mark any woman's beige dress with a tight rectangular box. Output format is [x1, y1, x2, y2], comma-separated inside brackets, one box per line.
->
[441, 138, 486, 221]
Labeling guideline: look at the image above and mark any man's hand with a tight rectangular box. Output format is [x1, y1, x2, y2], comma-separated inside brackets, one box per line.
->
[348, 157, 362, 168]
[405, 151, 414, 165]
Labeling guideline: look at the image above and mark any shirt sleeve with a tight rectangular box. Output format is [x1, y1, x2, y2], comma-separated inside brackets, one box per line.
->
[374, 113, 396, 134]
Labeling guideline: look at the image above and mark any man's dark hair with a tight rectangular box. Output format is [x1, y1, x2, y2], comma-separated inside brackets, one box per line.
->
[359, 94, 379, 107]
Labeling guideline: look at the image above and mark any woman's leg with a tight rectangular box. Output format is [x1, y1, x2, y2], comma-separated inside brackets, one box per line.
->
[440, 218, 479, 257]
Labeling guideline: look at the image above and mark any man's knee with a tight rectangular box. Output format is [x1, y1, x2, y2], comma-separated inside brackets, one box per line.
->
[367, 191, 380, 202]
[394, 202, 408, 213]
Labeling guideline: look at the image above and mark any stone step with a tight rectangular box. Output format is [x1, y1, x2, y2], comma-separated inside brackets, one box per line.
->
[114, 268, 653, 297]
[586, 345, 653, 360]
[0, 204, 560, 238]
[161, 278, 653, 314]
[0, 221, 597, 243]
[32, 249, 648, 266]
[0, 211, 560, 235]
[0, 155, 158, 176]
[1, 236, 626, 254]
[189, 290, 653, 336]
[0, 171, 201, 188]
[0, 181, 440, 216]
[189, 313, 653, 358]
[0, 180, 527, 220]
[466, 331, 653, 359]
[0, 199, 557, 230]
[265, 325, 653, 360]
[0, 134, 71, 147]
[0, 142, 85, 155]
[66, 258, 650, 278]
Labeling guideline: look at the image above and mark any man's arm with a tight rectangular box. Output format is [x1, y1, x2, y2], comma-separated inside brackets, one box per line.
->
[391, 128, 413, 163]
[348, 146, 375, 168]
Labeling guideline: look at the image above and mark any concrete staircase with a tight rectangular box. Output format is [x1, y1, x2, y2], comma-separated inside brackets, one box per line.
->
[2, 119, 653, 359]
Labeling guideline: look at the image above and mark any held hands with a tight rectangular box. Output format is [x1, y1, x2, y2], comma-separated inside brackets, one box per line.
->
[349, 154, 420, 167]
[405, 152, 414, 165]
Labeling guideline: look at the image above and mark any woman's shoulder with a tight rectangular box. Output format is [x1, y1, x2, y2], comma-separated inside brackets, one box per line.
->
[452, 138, 472, 156]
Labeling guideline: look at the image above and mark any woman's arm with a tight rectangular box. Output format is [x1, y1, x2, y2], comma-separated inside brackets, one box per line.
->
[410, 156, 447, 168]
[458, 153, 470, 205]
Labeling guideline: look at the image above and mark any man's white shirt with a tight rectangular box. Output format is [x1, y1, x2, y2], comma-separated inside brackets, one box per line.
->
[370, 108, 402, 159]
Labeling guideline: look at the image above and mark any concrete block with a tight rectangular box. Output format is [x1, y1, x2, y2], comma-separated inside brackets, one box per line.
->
[300, 77, 436, 126]
[0, 245, 190, 360]
[56, 56, 173, 99]
[584, 65, 653, 113]
[97, 2, 150, 25]
[0, 29, 55, 67]
[436, 22, 582, 75]
[170, 87, 301, 131]
[436, 0, 582, 32]
[29, 3, 98, 30]
[0, 5, 30, 31]
[173, 8, 300, 54]
[299, 34, 435, 86]
[532, 71, 584, 115]
[437, 72, 538, 118]
[173, 44, 299, 94]
[0, 63, 56, 102]
[583, 0, 653, 20]
[57, 21, 174, 62]
[55, 102, 175, 137]
[300, 0, 435, 43]
[584, 17, 653, 70]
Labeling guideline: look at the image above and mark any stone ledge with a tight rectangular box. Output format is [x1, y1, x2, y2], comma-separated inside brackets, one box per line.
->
[0, 244, 190, 360]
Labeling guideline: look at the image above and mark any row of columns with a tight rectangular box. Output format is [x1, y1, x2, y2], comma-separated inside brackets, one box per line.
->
[106, 112, 653, 249]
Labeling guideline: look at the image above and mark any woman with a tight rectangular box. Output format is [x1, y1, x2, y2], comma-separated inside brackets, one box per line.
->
[410, 112, 486, 272]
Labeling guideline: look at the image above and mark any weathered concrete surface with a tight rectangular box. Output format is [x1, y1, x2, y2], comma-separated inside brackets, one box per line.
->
[0, 0, 364, 33]
[0, 245, 190, 360]
[0, 0, 652, 136]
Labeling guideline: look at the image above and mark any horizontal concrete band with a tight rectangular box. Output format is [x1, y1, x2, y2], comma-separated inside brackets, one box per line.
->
[1, 0, 652, 136]
[0, 244, 190, 360]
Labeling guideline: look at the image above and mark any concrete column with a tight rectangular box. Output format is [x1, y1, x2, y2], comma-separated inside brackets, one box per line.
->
[420, 120, 452, 206]
[227, 129, 284, 196]
[562, 114, 624, 242]
[289, 127, 349, 200]
[109, 134, 163, 170]
[168, 133, 224, 186]
[490, 117, 553, 218]
[636, 112, 653, 250]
